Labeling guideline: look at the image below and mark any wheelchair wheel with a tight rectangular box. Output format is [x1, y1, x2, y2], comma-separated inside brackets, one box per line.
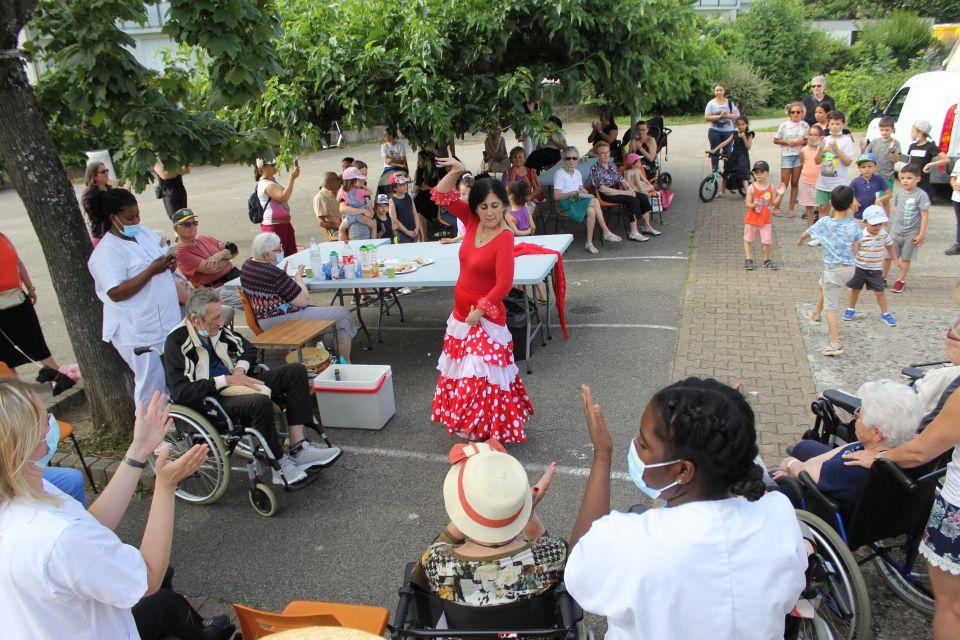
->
[248, 482, 277, 517]
[699, 175, 718, 203]
[156, 405, 231, 505]
[797, 510, 872, 640]
[869, 536, 934, 615]
[657, 172, 672, 190]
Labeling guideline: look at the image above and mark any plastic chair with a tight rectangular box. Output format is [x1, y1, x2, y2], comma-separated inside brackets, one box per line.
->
[57, 419, 99, 493]
[234, 601, 390, 640]
[238, 289, 264, 335]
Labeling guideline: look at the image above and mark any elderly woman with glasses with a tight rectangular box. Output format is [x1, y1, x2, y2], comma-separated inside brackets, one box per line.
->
[589, 141, 660, 243]
[802, 76, 835, 127]
[552, 146, 620, 254]
[845, 316, 960, 639]
[239, 232, 356, 361]
[773, 103, 810, 217]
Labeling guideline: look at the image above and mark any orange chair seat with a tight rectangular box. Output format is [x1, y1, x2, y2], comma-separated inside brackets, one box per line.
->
[57, 420, 73, 442]
[233, 600, 390, 640]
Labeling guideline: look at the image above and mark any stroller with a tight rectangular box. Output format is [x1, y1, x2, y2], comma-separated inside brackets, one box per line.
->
[622, 116, 672, 190]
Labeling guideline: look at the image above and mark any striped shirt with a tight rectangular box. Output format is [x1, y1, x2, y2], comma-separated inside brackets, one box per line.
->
[855, 227, 892, 270]
[239, 258, 301, 319]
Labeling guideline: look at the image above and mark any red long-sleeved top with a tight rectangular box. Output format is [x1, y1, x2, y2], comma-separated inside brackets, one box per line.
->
[443, 197, 514, 325]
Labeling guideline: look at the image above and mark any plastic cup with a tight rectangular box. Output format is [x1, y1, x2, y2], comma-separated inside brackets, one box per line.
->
[386, 267, 396, 279]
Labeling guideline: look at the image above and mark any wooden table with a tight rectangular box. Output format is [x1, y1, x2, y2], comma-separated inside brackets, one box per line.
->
[250, 320, 336, 363]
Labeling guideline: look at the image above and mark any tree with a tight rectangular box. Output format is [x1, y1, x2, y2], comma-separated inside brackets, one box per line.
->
[230, 0, 706, 155]
[0, 0, 277, 434]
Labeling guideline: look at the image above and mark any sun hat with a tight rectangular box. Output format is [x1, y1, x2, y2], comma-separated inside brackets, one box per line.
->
[913, 120, 932, 135]
[342, 167, 365, 181]
[170, 208, 197, 225]
[442, 440, 532, 544]
[861, 205, 888, 225]
[389, 173, 411, 185]
[624, 153, 642, 167]
[855, 152, 878, 165]
[255, 158, 275, 170]
[752, 160, 770, 173]
[376, 193, 389, 205]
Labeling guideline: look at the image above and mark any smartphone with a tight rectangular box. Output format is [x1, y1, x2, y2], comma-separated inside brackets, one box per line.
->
[294, 159, 300, 168]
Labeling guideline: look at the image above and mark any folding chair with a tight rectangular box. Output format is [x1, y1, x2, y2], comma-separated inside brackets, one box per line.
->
[56, 420, 99, 493]
[234, 600, 390, 639]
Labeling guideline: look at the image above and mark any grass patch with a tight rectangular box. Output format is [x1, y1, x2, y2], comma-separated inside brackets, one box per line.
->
[661, 107, 784, 127]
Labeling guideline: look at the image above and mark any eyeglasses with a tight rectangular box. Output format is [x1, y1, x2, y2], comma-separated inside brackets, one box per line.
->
[564, 156, 578, 161]
[812, 84, 823, 88]
[790, 110, 802, 115]
[854, 407, 862, 421]
[178, 220, 199, 228]
[945, 326, 960, 342]
[97, 169, 109, 175]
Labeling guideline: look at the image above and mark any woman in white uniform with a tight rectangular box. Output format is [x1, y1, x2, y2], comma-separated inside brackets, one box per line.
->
[87, 189, 182, 407]
[566, 378, 807, 640]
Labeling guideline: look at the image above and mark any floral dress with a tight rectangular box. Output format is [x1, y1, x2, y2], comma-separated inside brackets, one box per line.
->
[420, 535, 567, 606]
[430, 188, 534, 443]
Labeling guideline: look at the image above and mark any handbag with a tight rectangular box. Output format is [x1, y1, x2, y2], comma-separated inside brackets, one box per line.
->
[0, 288, 26, 310]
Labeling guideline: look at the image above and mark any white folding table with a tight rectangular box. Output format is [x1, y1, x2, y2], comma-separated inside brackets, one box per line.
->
[228, 235, 573, 371]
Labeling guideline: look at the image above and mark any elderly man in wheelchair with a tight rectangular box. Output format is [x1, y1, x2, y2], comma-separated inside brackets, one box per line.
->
[163, 288, 341, 486]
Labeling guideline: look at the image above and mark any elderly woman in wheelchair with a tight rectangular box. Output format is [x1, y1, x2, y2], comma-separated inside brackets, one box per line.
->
[163, 288, 341, 490]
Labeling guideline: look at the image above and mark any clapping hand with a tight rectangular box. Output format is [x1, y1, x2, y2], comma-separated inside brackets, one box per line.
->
[435, 148, 465, 175]
[154, 442, 208, 490]
[129, 391, 173, 461]
[532, 462, 557, 509]
[581, 385, 612, 458]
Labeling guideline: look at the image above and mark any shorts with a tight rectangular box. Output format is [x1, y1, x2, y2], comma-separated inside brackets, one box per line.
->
[819, 266, 855, 312]
[798, 182, 818, 207]
[743, 223, 772, 245]
[846, 266, 885, 292]
[781, 155, 802, 169]
[815, 189, 832, 206]
[890, 233, 919, 262]
[919, 494, 960, 576]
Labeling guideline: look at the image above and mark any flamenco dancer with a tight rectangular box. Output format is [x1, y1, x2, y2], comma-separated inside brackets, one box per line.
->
[429, 153, 534, 443]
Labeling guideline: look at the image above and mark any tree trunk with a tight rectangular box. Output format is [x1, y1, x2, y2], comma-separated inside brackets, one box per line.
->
[0, 34, 135, 433]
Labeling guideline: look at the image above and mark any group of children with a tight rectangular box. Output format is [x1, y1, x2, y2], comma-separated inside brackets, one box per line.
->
[740, 110, 935, 357]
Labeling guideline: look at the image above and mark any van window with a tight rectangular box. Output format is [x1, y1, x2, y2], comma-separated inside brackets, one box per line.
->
[885, 87, 910, 119]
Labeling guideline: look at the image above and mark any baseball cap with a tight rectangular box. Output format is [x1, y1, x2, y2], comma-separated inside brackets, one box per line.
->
[855, 152, 878, 165]
[752, 160, 770, 173]
[389, 173, 411, 185]
[624, 153, 642, 167]
[913, 120, 932, 135]
[342, 167, 365, 181]
[376, 194, 389, 205]
[861, 205, 888, 225]
[171, 208, 197, 225]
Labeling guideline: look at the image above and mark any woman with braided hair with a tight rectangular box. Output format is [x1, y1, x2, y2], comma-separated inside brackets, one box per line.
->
[565, 379, 806, 640]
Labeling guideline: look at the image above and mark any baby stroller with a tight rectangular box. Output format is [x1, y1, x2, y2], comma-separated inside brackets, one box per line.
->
[644, 116, 672, 190]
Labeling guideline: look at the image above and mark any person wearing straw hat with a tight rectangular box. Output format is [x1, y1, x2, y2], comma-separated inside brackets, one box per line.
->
[416, 440, 564, 606]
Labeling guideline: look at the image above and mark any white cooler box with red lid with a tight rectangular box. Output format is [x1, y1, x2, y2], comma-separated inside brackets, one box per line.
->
[313, 364, 395, 430]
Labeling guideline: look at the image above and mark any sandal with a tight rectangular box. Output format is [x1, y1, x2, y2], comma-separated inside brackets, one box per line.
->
[536, 297, 548, 305]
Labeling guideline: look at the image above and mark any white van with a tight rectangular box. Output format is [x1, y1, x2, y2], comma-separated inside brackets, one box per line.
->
[865, 70, 959, 186]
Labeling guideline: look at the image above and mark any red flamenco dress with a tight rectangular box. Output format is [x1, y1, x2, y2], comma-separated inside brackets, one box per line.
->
[430, 187, 534, 443]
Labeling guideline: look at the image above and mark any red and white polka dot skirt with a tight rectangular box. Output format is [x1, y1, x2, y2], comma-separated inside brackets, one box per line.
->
[432, 314, 534, 443]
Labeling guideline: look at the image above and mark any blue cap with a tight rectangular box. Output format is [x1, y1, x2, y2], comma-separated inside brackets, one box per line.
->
[856, 152, 878, 165]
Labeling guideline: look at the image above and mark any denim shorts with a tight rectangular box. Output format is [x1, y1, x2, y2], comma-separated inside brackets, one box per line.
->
[919, 494, 960, 576]
[781, 155, 802, 169]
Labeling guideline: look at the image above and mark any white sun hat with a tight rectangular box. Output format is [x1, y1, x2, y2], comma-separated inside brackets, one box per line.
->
[442, 440, 532, 544]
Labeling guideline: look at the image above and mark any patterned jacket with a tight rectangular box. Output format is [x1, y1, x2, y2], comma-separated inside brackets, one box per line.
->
[163, 319, 259, 407]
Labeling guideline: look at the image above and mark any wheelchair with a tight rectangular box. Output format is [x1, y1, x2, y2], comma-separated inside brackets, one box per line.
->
[775, 363, 953, 637]
[134, 348, 338, 518]
[390, 562, 593, 639]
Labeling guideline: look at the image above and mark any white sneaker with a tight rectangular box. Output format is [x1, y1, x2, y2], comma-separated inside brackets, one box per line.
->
[290, 441, 342, 470]
[628, 232, 650, 242]
[806, 239, 822, 247]
[602, 232, 622, 242]
[643, 228, 662, 237]
[585, 243, 599, 254]
[272, 455, 308, 485]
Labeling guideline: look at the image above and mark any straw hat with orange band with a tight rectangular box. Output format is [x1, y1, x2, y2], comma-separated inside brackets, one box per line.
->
[442, 440, 533, 545]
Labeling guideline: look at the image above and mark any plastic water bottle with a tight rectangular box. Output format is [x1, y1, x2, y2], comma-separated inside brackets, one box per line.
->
[359, 245, 370, 276]
[328, 251, 339, 280]
[355, 261, 363, 279]
[369, 245, 379, 277]
[308, 238, 322, 276]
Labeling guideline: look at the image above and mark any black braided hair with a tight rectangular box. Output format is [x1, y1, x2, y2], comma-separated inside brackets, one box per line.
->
[89, 188, 138, 236]
[651, 377, 765, 501]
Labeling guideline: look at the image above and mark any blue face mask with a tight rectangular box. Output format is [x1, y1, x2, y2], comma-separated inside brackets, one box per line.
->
[627, 440, 681, 500]
[273, 252, 284, 265]
[120, 224, 141, 238]
[35, 415, 60, 467]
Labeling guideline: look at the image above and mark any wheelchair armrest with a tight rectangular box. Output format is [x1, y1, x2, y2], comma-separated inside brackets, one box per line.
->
[918, 466, 949, 485]
[901, 367, 926, 381]
[798, 470, 841, 514]
[875, 457, 922, 492]
[822, 389, 861, 415]
[554, 583, 582, 631]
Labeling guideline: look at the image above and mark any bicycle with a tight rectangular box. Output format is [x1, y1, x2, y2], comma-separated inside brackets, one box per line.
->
[698, 152, 748, 203]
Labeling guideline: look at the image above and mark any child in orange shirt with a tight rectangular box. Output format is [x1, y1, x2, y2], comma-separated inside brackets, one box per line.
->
[744, 160, 787, 270]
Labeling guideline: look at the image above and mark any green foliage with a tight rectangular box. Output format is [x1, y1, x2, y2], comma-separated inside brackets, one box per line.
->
[230, 0, 705, 159]
[803, 0, 883, 20]
[826, 63, 914, 127]
[877, 0, 960, 23]
[24, 0, 279, 189]
[717, 59, 772, 116]
[854, 11, 941, 69]
[727, 0, 821, 105]
[649, 26, 726, 116]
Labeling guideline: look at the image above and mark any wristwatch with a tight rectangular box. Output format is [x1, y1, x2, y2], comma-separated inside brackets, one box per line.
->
[123, 456, 147, 469]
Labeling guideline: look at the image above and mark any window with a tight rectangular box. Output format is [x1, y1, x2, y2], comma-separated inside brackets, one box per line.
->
[884, 87, 910, 119]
